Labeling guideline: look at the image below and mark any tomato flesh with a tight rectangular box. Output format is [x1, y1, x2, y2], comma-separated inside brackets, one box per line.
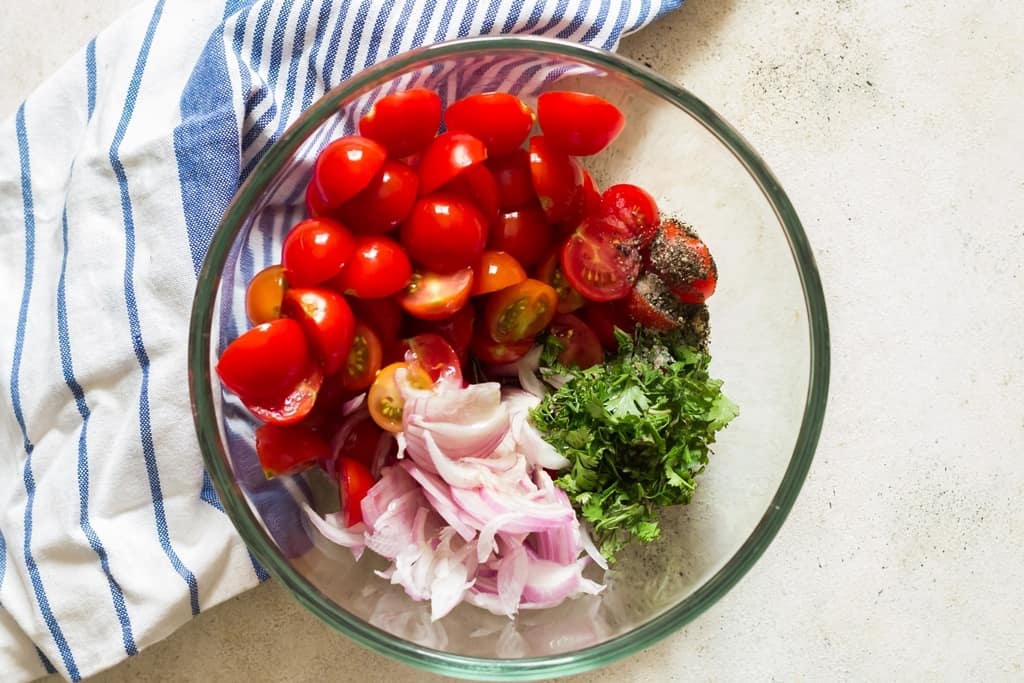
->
[398, 267, 474, 321]
[484, 278, 558, 343]
[313, 136, 387, 209]
[255, 423, 331, 478]
[547, 314, 604, 369]
[336, 457, 376, 526]
[368, 362, 406, 432]
[537, 91, 625, 156]
[340, 323, 383, 391]
[418, 132, 488, 195]
[358, 88, 442, 158]
[246, 264, 288, 325]
[444, 92, 534, 157]
[330, 236, 412, 299]
[560, 216, 641, 302]
[401, 195, 487, 273]
[337, 160, 419, 235]
[405, 333, 463, 386]
[282, 217, 356, 287]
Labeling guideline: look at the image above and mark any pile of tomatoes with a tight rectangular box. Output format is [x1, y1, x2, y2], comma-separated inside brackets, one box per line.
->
[216, 88, 718, 520]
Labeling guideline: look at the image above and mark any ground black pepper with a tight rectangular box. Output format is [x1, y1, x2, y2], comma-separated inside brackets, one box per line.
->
[647, 218, 717, 291]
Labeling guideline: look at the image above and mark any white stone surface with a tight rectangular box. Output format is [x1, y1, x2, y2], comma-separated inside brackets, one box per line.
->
[3, 0, 1023, 681]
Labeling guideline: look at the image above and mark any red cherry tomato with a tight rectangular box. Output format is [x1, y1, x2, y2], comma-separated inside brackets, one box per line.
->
[397, 267, 474, 321]
[560, 216, 641, 302]
[536, 248, 585, 313]
[330, 236, 412, 299]
[444, 92, 534, 157]
[488, 202, 553, 268]
[336, 457, 375, 526]
[418, 132, 488, 195]
[627, 274, 687, 332]
[400, 195, 488, 273]
[313, 135, 387, 210]
[216, 318, 323, 425]
[281, 217, 356, 287]
[358, 88, 442, 158]
[528, 136, 585, 225]
[301, 373, 358, 433]
[340, 322, 383, 391]
[537, 91, 625, 156]
[305, 181, 330, 218]
[405, 333, 463, 386]
[336, 160, 419, 235]
[484, 278, 558, 343]
[601, 183, 660, 248]
[469, 327, 534, 364]
[487, 149, 536, 211]
[348, 296, 404, 343]
[407, 305, 475, 358]
[333, 412, 386, 469]
[647, 222, 719, 304]
[281, 287, 356, 377]
[472, 251, 527, 296]
[580, 300, 633, 350]
[246, 264, 288, 325]
[582, 171, 602, 216]
[443, 163, 500, 217]
[547, 314, 604, 369]
[255, 423, 331, 478]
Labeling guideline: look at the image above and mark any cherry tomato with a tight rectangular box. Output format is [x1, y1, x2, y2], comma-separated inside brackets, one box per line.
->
[336, 456, 375, 526]
[333, 412, 385, 468]
[472, 251, 527, 296]
[582, 171, 602, 217]
[547, 314, 604, 369]
[397, 267, 474, 321]
[305, 181, 330, 218]
[348, 296, 404, 343]
[536, 249, 585, 313]
[487, 149, 536, 211]
[601, 183, 660, 248]
[302, 373, 358, 433]
[469, 327, 534, 364]
[282, 217, 356, 287]
[444, 93, 534, 157]
[443, 163, 500, 217]
[281, 288, 356, 376]
[367, 362, 406, 432]
[255, 423, 331, 478]
[358, 88, 442, 158]
[336, 160, 419, 235]
[400, 195, 487, 273]
[560, 216, 641, 302]
[528, 136, 585, 225]
[313, 135, 387, 210]
[626, 273, 686, 332]
[405, 333, 463, 386]
[330, 236, 412, 299]
[484, 278, 558, 343]
[340, 322, 383, 391]
[418, 132, 488, 194]
[647, 221, 719, 304]
[488, 202, 552, 268]
[536, 91, 625, 156]
[581, 300, 633, 350]
[407, 305, 475, 359]
[216, 318, 323, 425]
[246, 264, 288, 325]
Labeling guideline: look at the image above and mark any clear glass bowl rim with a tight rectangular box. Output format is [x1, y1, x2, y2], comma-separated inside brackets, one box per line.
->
[188, 35, 830, 681]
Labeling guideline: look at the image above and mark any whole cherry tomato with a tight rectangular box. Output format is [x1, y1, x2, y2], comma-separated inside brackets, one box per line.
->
[336, 457, 375, 526]
[444, 92, 534, 157]
[400, 195, 487, 273]
[418, 132, 488, 194]
[312, 135, 387, 209]
[340, 322, 383, 391]
[255, 423, 331, 478]
[397, 267, 474, 321]
[472, 251, 527, 296]
[484, 278, 558, 343]
[487, 149, 536, 211]
[281, 217, 356, 287]
[443, 163, 500, 217]
[336, 160, 419, 235]
[330, 236, 412, 299]
[281, 287, 356, 376]
[528, 136, 585, 225]
[488, 202, 552, 268]
[245, 264, 288, 325]
[537, 91, 625, 156]
[358, 88, 442, 158]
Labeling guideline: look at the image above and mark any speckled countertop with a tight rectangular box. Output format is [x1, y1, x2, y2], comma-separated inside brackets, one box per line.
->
[3, 1, 1023, 680]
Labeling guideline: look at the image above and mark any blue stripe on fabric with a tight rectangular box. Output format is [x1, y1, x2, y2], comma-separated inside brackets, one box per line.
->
[385, 0, 418, 57]
[340, 0, 374, 81]
[250, 0, 275, 71]
[85, 41, 97, 117]
[556, 0, 591, 39]
[36, 647, 57, 674]
[480, 0, 505, 34]
[110, 0, 201, 617]
[13, 103, 81, 681]
[0, 529, 5, 589]
[600, 0, 633, 48]
[410, 0, 435, 46]
[457, 0, 481, 36]
[199, 470, 225, 511]
[320, 0, 350, 90]
[532, 0, 570, 34]
[507, 0, 548, 33]
[431, 0, 461, 42]
[240, 0, 294, 144]
[301, 0, 333, 109]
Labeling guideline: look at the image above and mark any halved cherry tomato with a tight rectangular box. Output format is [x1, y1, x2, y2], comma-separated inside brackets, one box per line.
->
[305, 181, 330, 218]
[255, 423, 331, 478]
[281, 288, 356, 376]
[400, 195, 487, 273]
[472, 251, 527, 296]
[336, 456, 375, 526]
[405, 333, 463, 386]
[487, 149, 536, 211]
[313, 136, 387, 210]
[581, 300, 633, 350]
[488, 202, 552, 268]
[484, 278, 558, 343]
[330, 236, 412, 299]
[302, 373, 358, 433]
[601, 183, 660, 248]
[336, 160, 419, 235]
[348, 296, 404, 343]
[443, 163, 500, 217]
[340, 323, 383, 391]
[367, 362, 406, 432]
[582, 171, 602, 216]
[407, 305, 475, 359]
[358, 88, 442, 158]
[418, 132, 488, 194]
[444, 93, 534, 157]
[282, 217, 356, 287]
[627, 273, 686, 332]
[647, 221, 718, 304]
[528, 136, 585, 225]
[537, 91, 625, 156]
[246, 264, 288, 325]
[536, 249, 585, 313]
[469, 327, 534, 364]
[217, 318, 323, 425]
[333, 412, 385, 468]
[547, 314, 604, 369]
[397, 267, 474, 321]
[560, 216, 641, 302]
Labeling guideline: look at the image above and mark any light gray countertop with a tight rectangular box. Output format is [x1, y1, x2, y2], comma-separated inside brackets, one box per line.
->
[3, 0, 1022, 680]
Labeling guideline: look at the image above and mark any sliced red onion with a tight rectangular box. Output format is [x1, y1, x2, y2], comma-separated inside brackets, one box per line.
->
[401, 461, 477, 542]
[361, 465, 418, 528]
[301, 504, 366, 560]
[496, 540, 529, 615]
[515, 345, 545, 398]
[370, 432, 397, 480]
[364, 488, 426, 559]
[505, 389, 570, 471]
[578, 522, 609, 571]
[340, 391, 367, 416]
[519, 557, 605, 608]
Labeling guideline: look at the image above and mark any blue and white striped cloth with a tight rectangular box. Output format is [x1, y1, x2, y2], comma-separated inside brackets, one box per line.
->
[0, 0, 677, 680]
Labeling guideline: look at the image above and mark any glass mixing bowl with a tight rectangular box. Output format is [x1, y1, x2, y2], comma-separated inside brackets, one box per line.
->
[188, 35, 829, 680]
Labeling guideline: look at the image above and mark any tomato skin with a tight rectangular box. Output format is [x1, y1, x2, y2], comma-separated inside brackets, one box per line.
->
[340, 322, 383, 391]
[305, 181, 330, 218]
[407, 305, 475, 359]
[560, 216, 641, 302]
[255, 423, 331, 478]
[336, 457, 375, 526]
[470, 327, 534, 364]
[330, 236, 412, 299]
[580, 300, 633, 350]
[333, 413, 385, 469]
[488, 202, 553, 269]
[281, 288, 356, 377]
[282, 217, 356, 287]
[397, 267, 475, 321]
[536, 249, 585, 313]
[336, 160, 419, 235]
[400, 195, 488, 273]
[418, 132, 488, 195]
[484, 278, 558, 343]
[537, 91, 625, 156]
[348, 296, 404, 343]
[528, 136, 585, 225]
[358, 88, 442, 158]
[367, 362, 406, 432]
[313, 135, 387, 210]
[487, 149, 536, 211]
[404, 333, 463, 386]
[246, 264, 288, 325]
[443, 163, 500, 218]
[444, 93, 534, 157]
[547, 314, 604, 369]
[582, 171, 602, 216]
[301, 373, 358, 433]
[601, 183, 660, 248]
[216, 318, 323, 425]
[472, 251, 527, 296]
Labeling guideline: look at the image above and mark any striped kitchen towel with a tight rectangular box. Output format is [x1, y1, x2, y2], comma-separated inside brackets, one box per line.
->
[0, 0, 679, 680]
